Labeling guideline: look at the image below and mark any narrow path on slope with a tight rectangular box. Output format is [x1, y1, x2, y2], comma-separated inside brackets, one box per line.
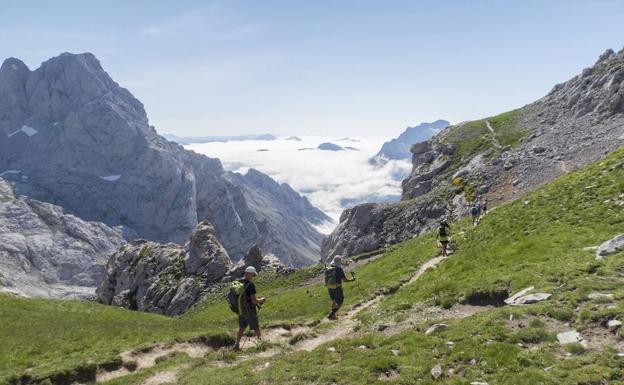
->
[87, 256, 448, 384]
[293, 255, 447, 352]
[486, 120, 502, 149]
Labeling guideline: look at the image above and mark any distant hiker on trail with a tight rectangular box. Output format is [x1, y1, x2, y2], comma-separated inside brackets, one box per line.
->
[437, 219, 451, 257]
[232, 266, 265, 351]
[325, 256, 355, 320]
[470, 203, 481, 227]
[481, 198, 488, 217]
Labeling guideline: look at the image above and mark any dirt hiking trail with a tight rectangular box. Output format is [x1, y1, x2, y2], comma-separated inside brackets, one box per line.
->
[78, 255, 449, 385]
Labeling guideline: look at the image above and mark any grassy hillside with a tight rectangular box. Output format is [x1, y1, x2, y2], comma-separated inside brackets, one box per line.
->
[167, 148, 624, 385]
[0, 225, 436, 383]
[439, 108, 528, 169]
[1, 147, 622, 385]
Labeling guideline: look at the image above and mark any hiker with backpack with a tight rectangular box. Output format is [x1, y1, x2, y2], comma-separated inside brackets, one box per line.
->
[437, 219, 451, 257]
[325, 256, 355, 320]
[230, 266, 265, 351]
[470, 202, 481, 227]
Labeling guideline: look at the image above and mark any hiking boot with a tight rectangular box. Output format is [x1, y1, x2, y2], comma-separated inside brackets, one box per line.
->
[328, 313, 338, 321]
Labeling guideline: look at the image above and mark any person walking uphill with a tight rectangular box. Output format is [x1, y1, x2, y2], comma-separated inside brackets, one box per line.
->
[325, 256, 355, 320]
[233, 266, 265, 351]
[470, 203, 481, 227]
[437, 219, 451, 257]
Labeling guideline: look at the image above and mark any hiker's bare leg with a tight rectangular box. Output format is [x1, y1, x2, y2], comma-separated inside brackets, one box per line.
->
[254, 328, 262, 339]
[234, 327, 245, 348]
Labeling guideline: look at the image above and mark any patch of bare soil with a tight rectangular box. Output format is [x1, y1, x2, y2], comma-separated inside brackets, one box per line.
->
[95, 342, 212, 383]
[141, 370, 179, 385]
[580, 322, 624, 351]
[380, 304, 492, 336]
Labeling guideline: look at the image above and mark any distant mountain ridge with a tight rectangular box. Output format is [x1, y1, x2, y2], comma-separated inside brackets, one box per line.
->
[369, 120, 450, 166]
[0, 52, 329, 267]
[163, 133, 277, 145]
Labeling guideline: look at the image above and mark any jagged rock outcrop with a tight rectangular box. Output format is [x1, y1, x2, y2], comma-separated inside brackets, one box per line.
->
[96, 225, 291, 315]
[224, 244, 293, 281]
[323, 48, 624, 260]
[0, 52, 328, 266]
[96, 221, 232, 315]
[369, 120, 450, 166]
[0, 177, 124, 298]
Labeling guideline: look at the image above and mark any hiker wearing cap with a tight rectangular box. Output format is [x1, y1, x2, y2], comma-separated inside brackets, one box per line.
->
[233, 266, 265, 351]
[324, 256, 355, 320]
[437, 219, 451, 257]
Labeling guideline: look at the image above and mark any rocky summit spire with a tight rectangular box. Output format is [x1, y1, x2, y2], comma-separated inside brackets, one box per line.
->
[0, 52, 327, 267]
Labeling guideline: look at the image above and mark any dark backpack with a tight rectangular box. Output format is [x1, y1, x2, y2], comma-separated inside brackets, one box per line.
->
[325, 266, 337, 286]
[227, 280, 249, 314]
[471, 206, 479, 216]
[439, 224, 448, 237]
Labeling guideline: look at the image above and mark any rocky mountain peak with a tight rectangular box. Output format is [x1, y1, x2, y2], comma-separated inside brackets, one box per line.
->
[0, 52, 326, 268]
[542, 47, 624, 118]
[0, 57, 29, 75]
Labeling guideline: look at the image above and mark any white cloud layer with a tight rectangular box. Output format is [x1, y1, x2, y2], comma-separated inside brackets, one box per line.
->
[186, 136, 412, 232]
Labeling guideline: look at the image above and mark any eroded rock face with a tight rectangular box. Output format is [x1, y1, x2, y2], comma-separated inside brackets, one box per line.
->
[0, 52, 329, 266]
[224, 245, 293, 281]
[96, 221, 232, 316]
[0, 177, 125, 298]
[322, 48, 624, 260]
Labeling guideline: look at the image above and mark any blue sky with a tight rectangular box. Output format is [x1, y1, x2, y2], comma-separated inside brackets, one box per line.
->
[1, 0, 623, 137]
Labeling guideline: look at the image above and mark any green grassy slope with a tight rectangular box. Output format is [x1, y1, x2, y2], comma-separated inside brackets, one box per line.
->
[169, 147, 624, 385]
[2, 147, 622, 384]
[379, 146, 624, 313]
[0, 222, 436, 383]
[439, 108, 528, 169]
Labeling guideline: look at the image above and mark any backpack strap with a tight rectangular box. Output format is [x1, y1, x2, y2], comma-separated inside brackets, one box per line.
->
[237, 282, 251, 316]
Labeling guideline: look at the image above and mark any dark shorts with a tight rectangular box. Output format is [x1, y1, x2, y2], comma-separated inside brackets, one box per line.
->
[238, 311, 259, 330]
[328, 287, 344, 305]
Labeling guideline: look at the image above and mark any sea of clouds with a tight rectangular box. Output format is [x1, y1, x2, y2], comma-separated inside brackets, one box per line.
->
[186, 136, 412, 233]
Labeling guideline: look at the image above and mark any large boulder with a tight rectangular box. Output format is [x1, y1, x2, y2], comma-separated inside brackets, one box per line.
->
[596, 234, 624, 260]
[96, 222, 232, 315]
[0, 177, 125, 298]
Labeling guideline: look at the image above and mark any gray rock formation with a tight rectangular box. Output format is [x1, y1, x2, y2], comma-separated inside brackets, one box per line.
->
[369, 120, 450, 165]
[224, 244, 293, 281]
[323, 48, 624, 260]
[0, 52, 328, 266]
[596, 234, 624, 260]
[0, 177, 124, 298]
[96, 221, 232, 315]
